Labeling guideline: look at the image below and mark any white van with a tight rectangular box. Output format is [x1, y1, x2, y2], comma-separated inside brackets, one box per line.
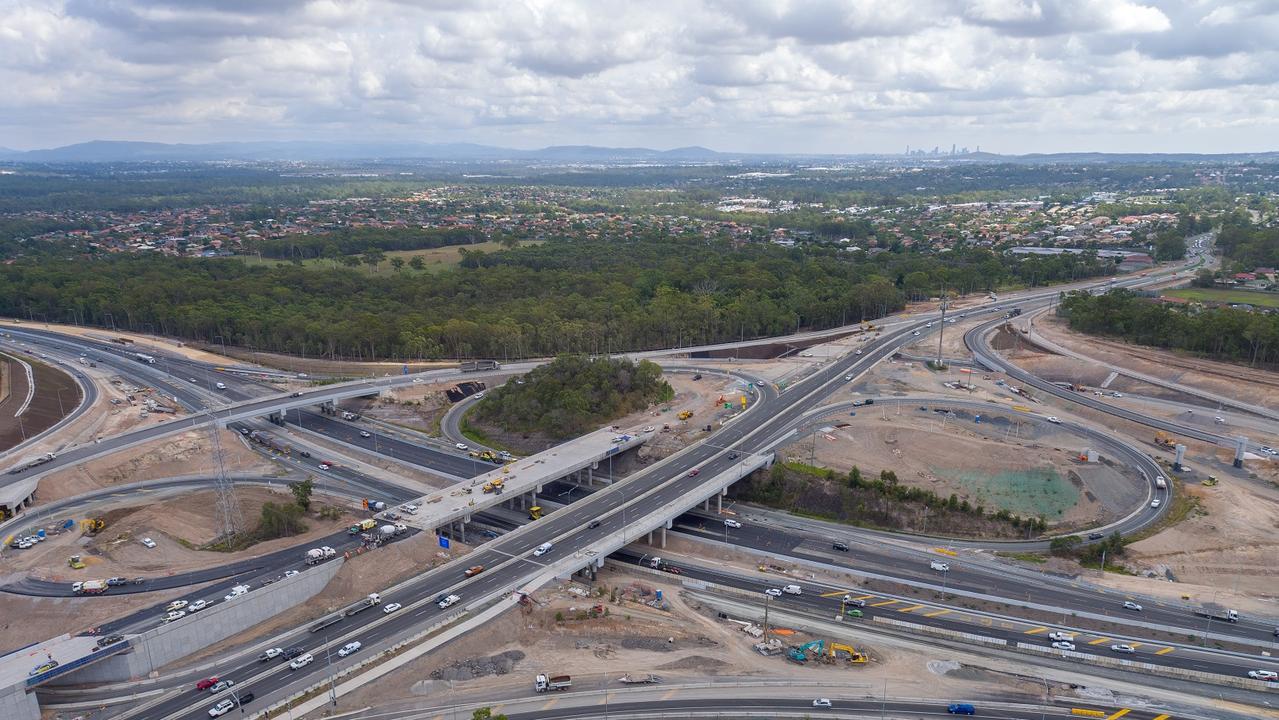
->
[289, 653, 314, 670]
[533, 542, 553, 557]
[782, 584, 803, 596]
[215, 382, 227, 390]
[930, 561, 950, 572]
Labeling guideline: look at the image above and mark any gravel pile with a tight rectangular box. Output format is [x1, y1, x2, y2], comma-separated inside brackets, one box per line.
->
[430, 650, 526, 681]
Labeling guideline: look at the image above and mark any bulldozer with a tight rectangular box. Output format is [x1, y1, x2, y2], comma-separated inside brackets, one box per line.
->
[677, 410, 693, 421]
[68, 555, 86, 570]
[1155, 430, 1177, 448]
[82, 518, 106, 536]
[1202, 476, 1219, 487]
[828, 642, 868, 664]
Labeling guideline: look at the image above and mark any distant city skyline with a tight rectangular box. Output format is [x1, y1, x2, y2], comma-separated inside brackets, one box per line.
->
[2, 1, 1277, 154]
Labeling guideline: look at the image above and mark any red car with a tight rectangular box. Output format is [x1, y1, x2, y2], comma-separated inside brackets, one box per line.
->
[196, 677, 219, 691]
[687, 469, 699, 477]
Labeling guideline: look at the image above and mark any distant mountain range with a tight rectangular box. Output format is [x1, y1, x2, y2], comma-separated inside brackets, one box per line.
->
[0, 140, 1276, 164]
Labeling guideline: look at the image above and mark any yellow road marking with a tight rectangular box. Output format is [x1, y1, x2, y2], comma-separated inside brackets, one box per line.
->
[923, 609, 951, 617]
[870, 599, 899, 607]
[661, 689, 678, 701]
[899, 604, 924, 612]
[1105, 709, 1131, 720]
[1128, 642, 1142, 649]
[819, 591, 848, 598]
[1155, 647, 1174, 655]
[1025, 626, 1048, 635]
[1152, 715, 1170, 720]
[542, 699, 559, 710]
[853, 594, 873, 600]
[1088, 636, 1110, 645]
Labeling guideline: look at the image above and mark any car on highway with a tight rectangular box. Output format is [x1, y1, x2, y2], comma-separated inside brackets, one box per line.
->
[95, 634, 124, 648]
[473, 392, 485, 399]
[1110, 392, 1123, 398]
[687, 468, 700, 476]
[382, 602, 402, 614]
[188, 377, 198, 383]
[1110, 644, 1136, 654]
[196, 677, 220, 691]
[29, 660, 58, 676]
[455, 442, 469, 450]
[1150, 498, 1161, 508]
[164, 610, 187, 623]
[1123, 601, 1143, 611]
[842, 595, 866, 608]
[359, 430, 371, 438]
[912, 330, 920, 336]
[723, 519, 742, 529]
[188, 600, 209, 612]
[106, 576, 128, 586]
[209, 679, 234, 693]
[1045, 416, 1061, 424]
[844, 374, 853, 381]
[465, 565, 485, 577]
[832, 541, 849, 552]
[141, 537, 156, 548]
[1087, 532, 1104, 540]
[1048, 631, 1074, 642]
[223, 584, 250, 602]
[812, 698, 832, 708]
[533, 542, 553, 557]
[317, 462, 331, 471]
[855, 349, 862, 355]
[437, 594, 460, 609]
[284, 570, 299, 578]
[337, 641, 362, 658]
[1248, 670, 1278, 681]
[1051, 641, 1076, 651]
[259, 648, 283, 662]
[764, 588, 782, 597]
[929, 561, 950, 572]
[282, 647, 304, 659]
[947, 703, 976, 715]
[289, 653, 314, 670]
[400, 503, 418, 513]
[166, 600, 189, 612]
[208, 699, 235, 717]
[588, 519, 601, 529]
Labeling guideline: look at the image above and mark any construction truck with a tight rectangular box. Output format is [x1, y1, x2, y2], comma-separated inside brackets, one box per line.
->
[618, 674, 661, 684]
[305, 546, 337, 565]
[342, 593, 382, 616]
[348, 519, 377, 535]
[73, 579, 109, 595]
[68, 555, 86, 570]
[1155, 431, 1177, 448]
[677, 410, 693, 421]
[1193, 603, 1239, 623]
[482, 478, 505, 494]
[528, 505, 543, 520]
[82, 518, 106, 535]
[828, 642, 868, 663]
[787, 639, 825, 664]
[534, 673, 571, 693]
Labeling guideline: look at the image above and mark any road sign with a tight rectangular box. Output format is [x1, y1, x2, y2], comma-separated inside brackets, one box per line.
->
[439, 536, 450, 549]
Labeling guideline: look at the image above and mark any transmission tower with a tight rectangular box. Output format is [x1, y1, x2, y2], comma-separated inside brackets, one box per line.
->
[208, 416, 243, 542]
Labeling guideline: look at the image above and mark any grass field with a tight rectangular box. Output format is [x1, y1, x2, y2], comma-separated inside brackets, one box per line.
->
[1162, 287, 1279, 308]
[221, 240, 540, 274]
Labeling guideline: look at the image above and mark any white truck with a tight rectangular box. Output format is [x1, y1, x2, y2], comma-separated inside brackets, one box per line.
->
[305, 546, 337, 564]
[1155, 476, 1167, 489]
[343, 593, 383, 616]
[782, 584, 803, 595]
[535, 673, 571, 693]
[1193, 604, 1239, 623]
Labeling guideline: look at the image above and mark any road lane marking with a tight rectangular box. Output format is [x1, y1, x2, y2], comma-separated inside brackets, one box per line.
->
[1105, 710, 1131, 720]
[820, 591, 848, 598]
[1025, 627, 1048, 635]
[923, 609, 951, 617]
[661, 689, 678, 700]
[899, 604, 924, 613]
[870, 599, 899, 608]
[542, 698, 559, 710]
[1151, 715, 1169, 720]
[1155, 647, 1174, 655]
[1088, 637, 1110, 645]
[1128, 642, 1142, 649]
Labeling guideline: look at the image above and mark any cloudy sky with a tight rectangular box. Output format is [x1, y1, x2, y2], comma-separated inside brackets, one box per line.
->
[2, 0, 1277, 154]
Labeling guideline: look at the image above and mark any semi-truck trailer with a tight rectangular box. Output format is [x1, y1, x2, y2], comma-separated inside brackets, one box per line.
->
[305, 546, 337, 564]
[1193, 604, 1239, 623]
[343, 593, 382, 616]
[460, 360, 500, 372]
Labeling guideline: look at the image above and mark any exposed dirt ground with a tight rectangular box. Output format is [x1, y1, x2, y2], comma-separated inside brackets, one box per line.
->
[4, 320, 235, 367]
[362, 381, 457, 434]
[35, 428, 280, 503]
[5, 487, 356, 583]
[0, 351, 80, 453]
[781, 410, 1138, 528]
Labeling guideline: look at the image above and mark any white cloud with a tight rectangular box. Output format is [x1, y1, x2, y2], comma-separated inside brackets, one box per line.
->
[0, 0, 1273, 153]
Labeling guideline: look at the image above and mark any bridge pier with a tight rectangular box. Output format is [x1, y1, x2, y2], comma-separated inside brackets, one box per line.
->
[718, 488, 725, 514]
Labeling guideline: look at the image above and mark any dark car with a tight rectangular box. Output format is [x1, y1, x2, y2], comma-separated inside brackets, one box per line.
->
[106, 577, 128, 586]
[235, 691, 255, 704]
[728, 452, 739, 459]
[283, 647, 305, 660]
[832, 542, 849, 552]
[1087, 532, 1104, 540]
[587, 520, 601, 529]
[947, 703, 976, 715]
[95, 634, 125, 648]
[132, 577, 146, 585]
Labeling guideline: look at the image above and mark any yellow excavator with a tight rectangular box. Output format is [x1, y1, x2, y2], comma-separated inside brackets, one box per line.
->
[828, 642, 868, 664]
[482, 478, 505, 494]
[677, 410, 693, 421]
[528, 506, 543, 520]
[1155, 430, 1177, 448]
[81, 518, 106, 536]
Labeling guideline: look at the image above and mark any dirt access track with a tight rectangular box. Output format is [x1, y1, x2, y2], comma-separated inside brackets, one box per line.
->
[0, 349, 81, 454]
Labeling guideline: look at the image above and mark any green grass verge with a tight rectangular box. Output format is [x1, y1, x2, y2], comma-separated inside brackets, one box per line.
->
[458, 413, 517, 455]
[1162, 287, 1279, 308]
[998, 551, 1047, 564]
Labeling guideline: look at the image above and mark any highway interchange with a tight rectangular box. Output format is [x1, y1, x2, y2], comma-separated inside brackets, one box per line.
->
[4, 240, 1278, 719]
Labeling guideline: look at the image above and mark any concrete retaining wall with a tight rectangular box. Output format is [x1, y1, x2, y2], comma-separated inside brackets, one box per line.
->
[0, 681, 40, 720]
[50, 559, 344, 685]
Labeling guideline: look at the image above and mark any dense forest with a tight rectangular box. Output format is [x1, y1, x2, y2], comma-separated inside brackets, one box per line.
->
[0, 237, 1116, 360]
[472, 355, 672, 438]
[1214, 214, 1279, 269]
[1058, 289, 1278, 368]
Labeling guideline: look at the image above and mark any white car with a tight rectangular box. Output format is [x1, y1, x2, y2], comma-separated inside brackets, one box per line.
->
[223, 585, 250, 602]
[188, 600, 208, 612]
[854, 349, 862, 355]
[473, 392, 485, 399]
[930, 561, 950, 572]
[813, 698, 832, 708]
[284, 570, 299, 578]
[723, 519, 742, 529]
[208, 679, 234, 693]
[208, 699, 235, 717]
[337, 641, 362, 658]
[166, 600, 189, 612]
[844, 374, 853, 381]
[164, 610, 187, 623]
[455, 442, 469, 450]
[1048, 631, 1074, 642]
[289, 653, 314, 670]
[383, 602, 402, 614]
[533, 542, 552, 557]
[141, 537, 157, 548]
[1052, 641, 1076, 651]
[1248, 670, 1278, 681]
[1045, 416, 1061, 424]
[1123, 601, 1143, 611]
[437, 594, 460, 609]
[1150, 498, 1161, 508]
[764, 588, 782, 597]
[912, 331, 920, 336]
[400, 503, 418, 513]
[317, 463, 331, 471]
[1110, 644, 1136, 654]
[359, 430, 371, 438]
